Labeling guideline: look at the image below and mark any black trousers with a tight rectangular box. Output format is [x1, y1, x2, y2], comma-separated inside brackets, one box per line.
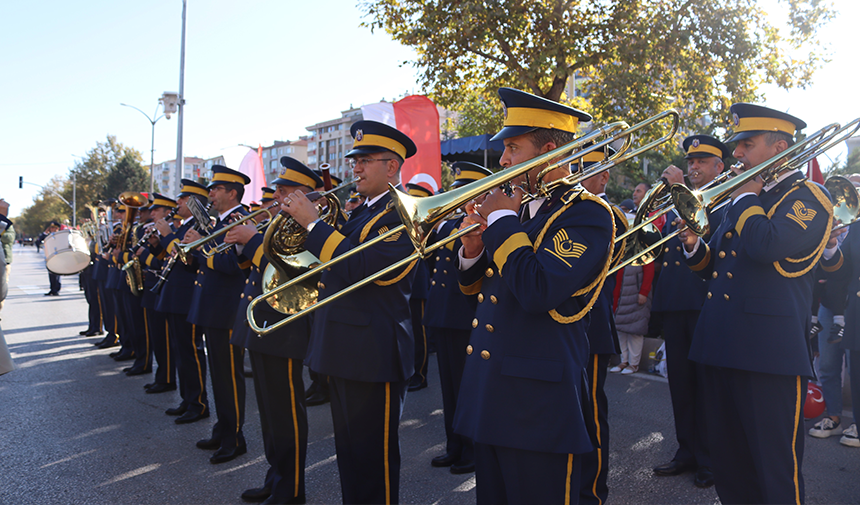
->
[580, 353, 610, 505]
[168, 313, 208, 415]
[111, 289, 129, 352]
[249, 351, 307, 502]
[703, 366, 805, 504]
[474, 442, 581, 505]
[662, 310, 710, 467]
[122, 290, 149, 371]
[203, 327, 246, 450]
[328, 376, 407, 504]
[48, 272, 60, 294]
[97, 283, 117, 341]
[146, 308, 173, 386]
[82, 267, 102, 332]
[410, 298, 428, 386]
[428, 326, 473, 462]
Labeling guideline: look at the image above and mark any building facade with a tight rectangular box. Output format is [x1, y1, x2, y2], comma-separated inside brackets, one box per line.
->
[155, 157, 206, 195]
[305, 107, 363, 182]
[261, 139, 309, 185]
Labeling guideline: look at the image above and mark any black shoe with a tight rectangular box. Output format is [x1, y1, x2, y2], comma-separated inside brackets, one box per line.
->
[431, 453, 459, 467]
[694, 466, 715, 488]
[450, 460, 475, 474]
[146, 383, 176, 394]
[165, 404, 188, 416]
[98, 338, 119, 349]
[175, 410, 209, 424]
[144, 382, 155, 389]
[653, 459, 695, 476]
[126, 367, 152, 376]
[210, 444, 247, 464]
[828, 323, 844, 344]
[305, 391, 329, 406]
[196, 437, 221, 450]
[113, 352, 135, 361]
[85, 330, 104, 337]
[79, 330, 89, 335]
[261, 495, 306, 505]
[122, 366, 134, 373]
[44, 292, 59, 296]
[241, 486, 271, 502]
[408, 377, 428, 392]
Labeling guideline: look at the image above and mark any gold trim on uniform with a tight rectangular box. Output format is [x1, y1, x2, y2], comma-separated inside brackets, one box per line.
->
[689, 246, 711, 271]
[493, 232, 532, 274]
[736, 206, 765, 235]
[504, 107, 579, 133]
[353, 133, 407, 160]
[821, 251, 843, 272]
[460, 279, 483, 295]
[786, 201, 816, 230]
[735, 116, 797, 136]
[319, 231, 346, 263]
[686, 143, 723, 158]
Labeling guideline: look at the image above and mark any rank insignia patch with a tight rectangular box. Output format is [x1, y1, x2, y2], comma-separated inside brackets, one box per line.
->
[545, 229, 587, 267]
[786, 201, 816, 230]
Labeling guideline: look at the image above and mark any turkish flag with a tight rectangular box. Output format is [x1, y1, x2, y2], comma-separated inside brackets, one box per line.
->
[808, 157, 824, 185]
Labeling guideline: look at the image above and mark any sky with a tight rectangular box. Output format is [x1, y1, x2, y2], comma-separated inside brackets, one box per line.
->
[1, 0, 858, 218]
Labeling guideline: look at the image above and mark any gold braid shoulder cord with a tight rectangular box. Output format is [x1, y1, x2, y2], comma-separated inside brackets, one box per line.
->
[531, 188, 616, 324]
[765, 180, 833, 278]
[359, 205, 417, 286]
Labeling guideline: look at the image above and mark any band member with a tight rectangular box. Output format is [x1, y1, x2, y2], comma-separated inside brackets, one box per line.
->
[281, 120, 418, 504]
[95, 200, 121, 349]
[455, 88, 614, 504]
[40, 221, 65, 296]
[224, 157, 323, 504]
[154, 180, 211, 424]
[137, 194, 178, 393]
[424, 161, 491, 475]
[651, 135, 730, 488]
[108, 207, 134, 361]
[121, 203, 152, 376]
[576, 146, 628, 505]
[678, 103, 828, 504]
[184, 165, 251, 465]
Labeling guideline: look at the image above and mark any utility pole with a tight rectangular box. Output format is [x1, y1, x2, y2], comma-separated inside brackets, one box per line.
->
[175, 0, 187, 198]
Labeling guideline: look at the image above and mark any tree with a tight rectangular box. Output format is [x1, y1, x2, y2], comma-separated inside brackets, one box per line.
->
[824, 150, 860, 178]
[13, 176, 71, 237]
[363, 0, 832, 139]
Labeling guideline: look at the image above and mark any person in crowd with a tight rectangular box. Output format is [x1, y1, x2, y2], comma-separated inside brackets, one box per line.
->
[41, 220, 66, 296]
[610, 262, 654, 374]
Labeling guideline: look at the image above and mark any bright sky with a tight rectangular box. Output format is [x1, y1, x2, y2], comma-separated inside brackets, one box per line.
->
[1, 0, 858, 217]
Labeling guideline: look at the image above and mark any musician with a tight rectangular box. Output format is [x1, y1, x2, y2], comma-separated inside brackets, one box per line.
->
[94, 200, 121, 349]
[136, 194, 178, 393]
[42, 221, 65, 296]
[424, 161, 491, 475]
[224, 158, 323, 504]
[107, 208, 135, 361]
[455, 88, 614, 504]
[281, 120, 418, 504]
[405, 174, 438, 393]
[678, 103, 828, 504]
[184, 165, 251, 465]
[121, 203, 153, 376]
[154, 180, 211, 423]
[575, 147, 629, 505]
[81, 211, 105, 338]
[651, 135, 730, 488]
[344, 192, 365, 214]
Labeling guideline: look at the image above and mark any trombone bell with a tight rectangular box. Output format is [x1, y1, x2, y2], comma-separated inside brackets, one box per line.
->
[825, 176, 860, 229]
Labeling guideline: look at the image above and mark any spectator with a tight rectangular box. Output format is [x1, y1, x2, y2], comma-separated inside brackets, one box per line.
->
[0, 213, 13, 375]
[632, 182, 650, 210]
[611, 263, 655, 374]
[619, 199, 635, 214]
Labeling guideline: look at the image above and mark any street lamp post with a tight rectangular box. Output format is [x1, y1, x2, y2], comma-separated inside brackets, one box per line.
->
[120, 102, 165, 193]
[175, 0, 188, 198]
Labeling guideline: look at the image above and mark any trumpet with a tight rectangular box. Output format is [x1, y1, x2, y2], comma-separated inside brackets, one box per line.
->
[247, 109, 680, 335]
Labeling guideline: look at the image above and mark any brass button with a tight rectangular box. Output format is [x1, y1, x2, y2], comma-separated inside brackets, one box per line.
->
[676, 246, 681, 252]
[317, 282, 325, 289]
[719, 251, 726, 258]
[485, 324, 494, 333]
[672, 219, 678, 226]
[431, 280, 436, 286]
[245, 279, 249, 284]
[481, 350, 490, 360]
[443, 270, 448, 275]
[490, 295, 498, 304]
[441, 283, 446, 288]
[486, 268, 494, 278]
[664, 247, 670, 253]
[663, 262, 668, 267]
[472, 318, 478, 328]
[446, 257, 451, 262]
[433, 268, 437, 273]
[239, 293, 243, 298]
[326, 267, 331, 272]
[466, 345, 473, 355]
[675, 261, 680, 266]
[731, 251, 737, 257]
[477, 294, 484, 303]
[247, 295, 252, 301]
[707, 292, 712, 299]
[856, 291, 860, 297]
[252, 281, 256, 286]
[725, 232, 733, 239]
[724, 294, 730, 300]
[726, 272, 733, 279]
[436, 256, 440, 261]
[712, 272, 718, 279]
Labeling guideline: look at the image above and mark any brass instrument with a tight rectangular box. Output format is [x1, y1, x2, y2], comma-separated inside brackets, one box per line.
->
[184, 202, 282, 259]
[152, 203, 210, 292]
[175, 200, 215, 264]
[247, 109, 680, 335]
[825, 175, 860, 232]
[115, 192, 149, 296]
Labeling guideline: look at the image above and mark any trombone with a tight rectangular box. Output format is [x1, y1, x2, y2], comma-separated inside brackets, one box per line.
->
[247, 109, 680, 335]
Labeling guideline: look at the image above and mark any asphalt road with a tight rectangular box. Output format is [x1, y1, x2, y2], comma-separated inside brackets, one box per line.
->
[1, 244, 858, 504]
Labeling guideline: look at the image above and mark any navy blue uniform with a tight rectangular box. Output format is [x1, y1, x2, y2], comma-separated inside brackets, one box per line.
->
[303, 191, 416, 504]
[230, 229, 309, 503]
[121, 225, 151, 373]
[685, 172, 829, 504]
[455, 187, 614, 504]
[140, 241, 173, 387]
[187, 207, 250, 452]
[409, 259, 430, 389]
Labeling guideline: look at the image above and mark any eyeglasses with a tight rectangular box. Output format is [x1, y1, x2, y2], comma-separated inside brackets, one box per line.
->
[347, 158, 395, 170]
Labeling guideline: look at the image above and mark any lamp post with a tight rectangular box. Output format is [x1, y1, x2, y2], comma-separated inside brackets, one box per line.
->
[120, 102, 165, 193]
[174, 0, 188, 198]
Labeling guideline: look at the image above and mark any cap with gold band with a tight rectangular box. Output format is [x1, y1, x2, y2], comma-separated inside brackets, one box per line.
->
[208, 165, 251, 188]
[451, 161, 493, 189]
[250, 202, 261, 212]
[272, 157, 323, 189]
[260, 187, 275, 200]
[149, 193, 177, 209]
[179, 178, 209, 198]
[346, 120, 417, 160]
[683, 135, 730, 160]
[727, 103, 806, 143]
[491, 87, 592, 142]
[573, 144, 616, 172]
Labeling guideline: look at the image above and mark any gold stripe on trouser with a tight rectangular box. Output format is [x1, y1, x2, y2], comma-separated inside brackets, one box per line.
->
[384, 382, 391, 505]
[228, 331, 241, 435]
[565, 453, 574, 505]
[114, 315, 118, 335]
[143, 308, 151, 368]
[192, 325, 206, 413]
[792, 376, 802, 505]
[164, 320, 171, 384]
[288, 359, 300, 496]
[590, 354, 603, 505]
[418, 301, 427, 381]
[96, 290, 103, 329]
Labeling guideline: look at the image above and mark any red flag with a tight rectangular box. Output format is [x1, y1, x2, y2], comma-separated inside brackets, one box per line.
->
[808, 157, 824, 185]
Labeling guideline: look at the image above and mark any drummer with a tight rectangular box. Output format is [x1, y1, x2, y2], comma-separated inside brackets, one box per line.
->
[41, 220, 68, 296]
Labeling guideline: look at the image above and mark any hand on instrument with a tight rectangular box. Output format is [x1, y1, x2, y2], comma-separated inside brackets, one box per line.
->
[661, 166, 685, 186]
[225, 222, 257, 245]
[182, 229, 202, 244]
[476, 186, 523, 220]
[135, 246, 145, 257]
[459, 213, 486, 259]
[147, 233, 161, 247]
[281, 191, 319, 228]
[729, 163, 764, 199]
[677, 220, 699, 252]
[828, 226, 847, 249]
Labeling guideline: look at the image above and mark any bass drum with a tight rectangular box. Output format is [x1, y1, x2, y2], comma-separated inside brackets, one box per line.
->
[44, 229, 91, 275]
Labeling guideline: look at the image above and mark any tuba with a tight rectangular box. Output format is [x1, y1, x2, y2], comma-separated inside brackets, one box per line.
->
[117, 192, 149, 296]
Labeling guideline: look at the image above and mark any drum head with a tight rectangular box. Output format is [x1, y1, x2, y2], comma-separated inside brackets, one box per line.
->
[45, 230, 91, 275]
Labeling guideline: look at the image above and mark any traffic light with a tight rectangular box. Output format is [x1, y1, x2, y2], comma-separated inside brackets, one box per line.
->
[18, 176, 22, 189]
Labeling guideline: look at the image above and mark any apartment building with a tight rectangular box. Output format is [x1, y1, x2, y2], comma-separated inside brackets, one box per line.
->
[155, 157, 205, 195]
[261, 139, 309, 185]
[305, 106, 363, 181]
